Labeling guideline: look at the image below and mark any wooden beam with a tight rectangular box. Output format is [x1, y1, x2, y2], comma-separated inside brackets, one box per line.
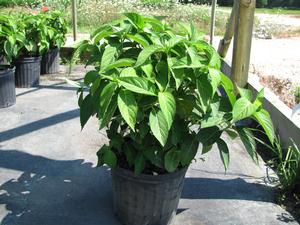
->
[71, 0, 78, 41]
[217, 0, 238, 58]
[231, 0, 256, 88]
[210, 0, 217, 45]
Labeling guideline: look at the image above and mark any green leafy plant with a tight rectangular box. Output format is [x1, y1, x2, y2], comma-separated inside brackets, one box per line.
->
[0, 15, 23, 65]
[1, 11, 66, 60]
[42, 11, 67, 49]
[265, 138, 300, 191]
[0, 15, 17, 64]
[74, 13, 275, 175]
[15, 13, 50, 56]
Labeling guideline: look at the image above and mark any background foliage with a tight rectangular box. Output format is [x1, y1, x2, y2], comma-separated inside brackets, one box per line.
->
[1, 0, 299, 9]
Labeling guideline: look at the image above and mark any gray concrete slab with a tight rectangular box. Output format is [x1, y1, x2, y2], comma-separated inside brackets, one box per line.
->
[0, 72, 298, 225]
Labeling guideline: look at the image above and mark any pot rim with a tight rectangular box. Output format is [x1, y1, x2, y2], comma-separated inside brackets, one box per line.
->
[14, 55, 42, 63]
[112, 166, 188, 183]
[0, 65, 15, 75]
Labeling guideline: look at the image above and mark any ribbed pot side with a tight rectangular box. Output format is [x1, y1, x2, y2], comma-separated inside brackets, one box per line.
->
[111, 167, 187, 225]
[0, 67, 16, 108]
[41, 48, 60, 74]
[14, 56, 41, 88]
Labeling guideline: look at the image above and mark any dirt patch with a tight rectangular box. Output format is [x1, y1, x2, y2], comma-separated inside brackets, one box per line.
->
[257, 74, 296, 108]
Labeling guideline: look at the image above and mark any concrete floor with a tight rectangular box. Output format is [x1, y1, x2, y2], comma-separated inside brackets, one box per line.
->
[0, 70, 298, 225]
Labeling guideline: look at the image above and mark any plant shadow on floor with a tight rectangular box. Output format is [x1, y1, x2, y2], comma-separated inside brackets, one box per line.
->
[0, 150, 296, 225]
[0, 150, 121, 225]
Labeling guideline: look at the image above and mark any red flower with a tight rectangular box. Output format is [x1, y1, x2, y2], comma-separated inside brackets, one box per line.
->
[41, 6, 49, 12]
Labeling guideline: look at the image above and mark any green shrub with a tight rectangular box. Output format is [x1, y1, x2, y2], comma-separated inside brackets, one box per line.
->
[71, 13, 275, 175]
[266, 138, 300, 191]
[0, 11, 67, 60]
[42, 11, 67, 49]
[0, 15, 22, 63]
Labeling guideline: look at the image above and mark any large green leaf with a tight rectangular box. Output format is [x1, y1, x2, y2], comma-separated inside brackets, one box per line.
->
[99, 82, 117, 115]
[156, 61, 169, 91]
[149, 108, 169, 146]
[124, 12, 145, 30]
[96, 145, 109, 167]
[167, 57, 184, 89]
[237, 127, 258, 164]
[197, 126, 222, 146]
[158, 92, 176, 130]
[80, 94, 94, 129]
[172, 56, 203, 69]
[237, 87, 253, 101]
[186, 46, 203, 66]
[176, 95, 195, 118]
[101, 46, 118, 70]
[141, 63, 154, 79]
[104, 58, 136, 71]
[232, 97, 257, 122]
[124, 144, 136, 166]
[202, 145, 213, 154]
[93, 29, 113, 44]
[99, 82, 117, 128]
[164, 149, 181, 172]
[118, 77, 157, 96]
[209, 68, 221, 95]
[197, 74, 213, 112]
[135, 45, 163, 67]
[120, 67, 137, 77]
[253, 109, 275, 145]
[201, 112, 225, 128]
[97, 145, 117, 168]
[134, 153, 145, 175]
[220, 73, 236, 106]
[253, 88, 264, 109]
[84, 70, 99, 85]
[126, 33, 149, 47]
[180, 135, 199, 166]
[118, 89, 138, 130]
[103, 149, 117, 168]
[4, 40, 13, 62]
[99, 94, 118, 129]
[217, 138, 230, 171]
[91, 25, 111, 39]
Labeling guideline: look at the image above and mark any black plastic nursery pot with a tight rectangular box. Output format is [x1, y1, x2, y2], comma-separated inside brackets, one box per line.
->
[111, 166, 187, 225]
[0, 66, 16, 108]
[14, 56, 41, 88]
[41, 47, 60, 74]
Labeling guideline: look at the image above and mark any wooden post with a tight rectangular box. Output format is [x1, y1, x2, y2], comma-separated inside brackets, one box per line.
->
[71, 0, 78, 41]
[231, 0, 256, 88]
[210, 0, 217, 45]
[217, 0, 238, 58]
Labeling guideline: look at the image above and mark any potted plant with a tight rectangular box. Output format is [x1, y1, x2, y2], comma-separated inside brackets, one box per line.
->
[74, 13, 275, 225]
[0, 15, 21, 108]
[13, 13, 49, 87]
[41, 10, 67, 74]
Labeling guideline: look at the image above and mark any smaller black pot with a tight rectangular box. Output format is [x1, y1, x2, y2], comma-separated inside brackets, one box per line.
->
[0, 66, 16, 108]
[14, 56, 41, 88]
[41, 47, 60, 74]
[112, 167, 187, 225]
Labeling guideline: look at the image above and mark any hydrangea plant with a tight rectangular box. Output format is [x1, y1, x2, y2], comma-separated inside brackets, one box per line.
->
[74, 13, 275, 175]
